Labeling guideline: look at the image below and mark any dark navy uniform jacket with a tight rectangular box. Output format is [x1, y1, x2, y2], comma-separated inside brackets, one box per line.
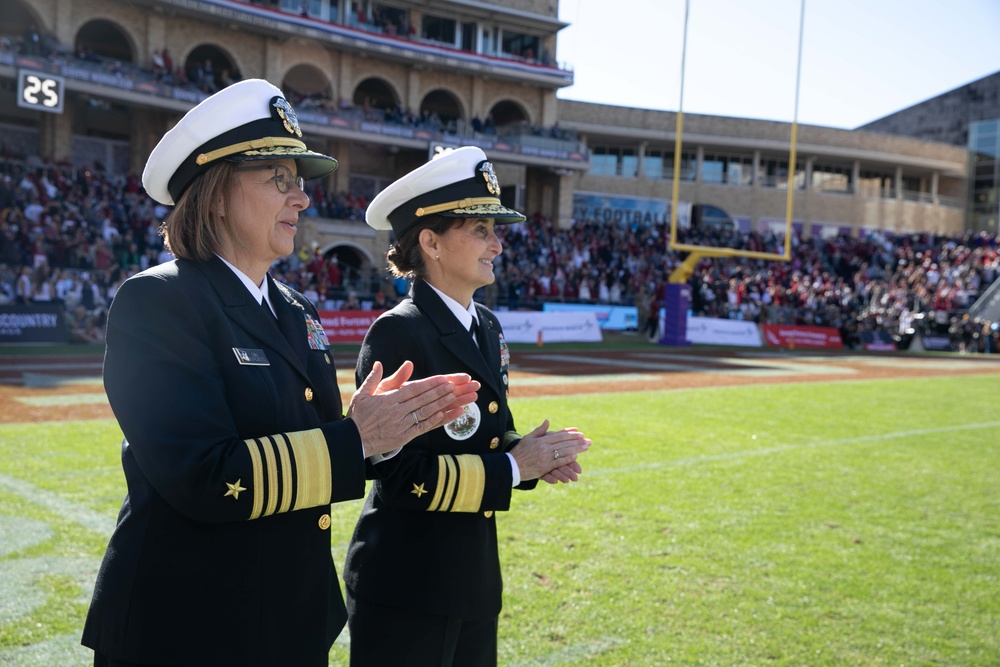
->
[82, 256, 365, 666]
[344, 278, 536, 620]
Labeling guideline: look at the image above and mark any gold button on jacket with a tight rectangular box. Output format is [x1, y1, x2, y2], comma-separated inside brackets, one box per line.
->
[483, 510, 493, 518]
[488, 401, 498, 414]
[304, 387, 314, 402]
[318, 514, 331, 530]
[489, 437, 499, 450]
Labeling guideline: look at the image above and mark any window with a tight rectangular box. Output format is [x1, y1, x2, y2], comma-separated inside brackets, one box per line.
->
[589, 148, 617, 176]
[500, 30, 540, 61]
[858, 170, 893, 198]
[811, 163, 851, 193]
[761, 159, 804, 190]
[460, 22, 476, 51]
[372, 3, 406, 36]
[665, 152, 696, 181]
[422, 15, 456, 44]
[726, 155, 752, 186]
[588, 146, 638, 177]
[702, 154, 725, 184]
[620, 148, 637, 178]
[702, 153, 752, 185]
[643, 150, 666, 179]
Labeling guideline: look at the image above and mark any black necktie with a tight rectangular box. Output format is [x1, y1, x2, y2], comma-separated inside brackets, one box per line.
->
[261, 298, 276, 321]
[470, 317, 488, 359]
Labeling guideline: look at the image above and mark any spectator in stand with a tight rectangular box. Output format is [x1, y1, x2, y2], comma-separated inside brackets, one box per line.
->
[15, 265, 32, 304]
[151, 49, 165, 80]
[371, 290, 390, 310]
[31, 264, 52, 302]
[341, 290, 361, 310]
[67, 304, 103, 344]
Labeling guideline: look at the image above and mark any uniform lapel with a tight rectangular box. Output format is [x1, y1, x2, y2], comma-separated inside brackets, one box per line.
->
[412, 279, 501, 396]
[474, 304, 501, 380]
[194, 257, 310, 382]
[270, 277, 310, 369]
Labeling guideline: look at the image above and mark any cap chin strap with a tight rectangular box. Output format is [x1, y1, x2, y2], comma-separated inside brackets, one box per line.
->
[196, 136, 307, 165]
[415, 196, 501, 217]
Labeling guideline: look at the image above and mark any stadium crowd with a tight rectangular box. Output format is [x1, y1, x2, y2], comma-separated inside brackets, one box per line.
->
[1, 154, 997, 353]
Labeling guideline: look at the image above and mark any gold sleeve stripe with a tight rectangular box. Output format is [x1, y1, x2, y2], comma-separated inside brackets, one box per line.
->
[287, 428, 332, 511]
[440, 455, 459, 511]
[261, 436, 280, 519]
[244, 438, 266, 520]
[503, 431, 521, 449]
[273, 434, 294, 515]
[450, 454, 486, 512]
[427, 456, 448, 511]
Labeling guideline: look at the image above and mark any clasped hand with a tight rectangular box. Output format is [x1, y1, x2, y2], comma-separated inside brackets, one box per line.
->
[510, 419, 591, 484]
[347, 360, 479, 458]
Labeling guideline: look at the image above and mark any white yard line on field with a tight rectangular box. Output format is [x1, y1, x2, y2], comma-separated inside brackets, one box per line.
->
[592, 421, 1000, 476]
[532, 353, 856, 376]
[0, 472, 115, 538]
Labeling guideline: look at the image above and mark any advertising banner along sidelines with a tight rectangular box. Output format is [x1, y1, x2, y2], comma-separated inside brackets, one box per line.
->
[0, 304, 68, 343]
[318, 310, 385, 343]
[684, 316, 762, 347]
[542, 302, 638, 330]
[495, 311, 603, 344]
[762, 324, 844, 349]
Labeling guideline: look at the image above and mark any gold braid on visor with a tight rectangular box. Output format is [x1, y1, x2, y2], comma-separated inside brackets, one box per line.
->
[415, 197, 501, 217]
[196, 137, 308, 165]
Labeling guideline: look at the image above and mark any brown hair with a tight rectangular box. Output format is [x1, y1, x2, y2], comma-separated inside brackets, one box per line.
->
[160, 162, 240, 261]
[385, 214, 460, 278]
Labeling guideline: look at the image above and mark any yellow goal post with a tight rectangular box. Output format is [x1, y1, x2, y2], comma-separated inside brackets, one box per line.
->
[666, 0, 807, 284]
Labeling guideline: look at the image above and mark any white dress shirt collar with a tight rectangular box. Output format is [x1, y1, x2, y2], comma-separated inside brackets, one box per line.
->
[424, 281, 478, 330]
[216, 254, 276, 313]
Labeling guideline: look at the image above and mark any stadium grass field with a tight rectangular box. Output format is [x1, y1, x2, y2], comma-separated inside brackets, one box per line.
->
[0, 345, 997, 666]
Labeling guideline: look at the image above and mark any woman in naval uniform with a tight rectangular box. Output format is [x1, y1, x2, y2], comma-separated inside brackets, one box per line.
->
[344, 146, 591, 667]
[81, 79, 478, 667]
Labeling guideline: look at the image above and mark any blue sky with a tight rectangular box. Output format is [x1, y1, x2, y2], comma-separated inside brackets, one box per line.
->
[555, 0, 1000, 129]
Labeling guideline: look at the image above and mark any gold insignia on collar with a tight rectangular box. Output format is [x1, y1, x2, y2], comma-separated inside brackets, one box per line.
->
[479, 161, 501, 196]
[272, 97, 303, 137]
[411, 482, 427, 498]
[225, 478, 247, 500]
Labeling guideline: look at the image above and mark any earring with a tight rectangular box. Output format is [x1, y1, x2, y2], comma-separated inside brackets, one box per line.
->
[435, 255, 440, 260]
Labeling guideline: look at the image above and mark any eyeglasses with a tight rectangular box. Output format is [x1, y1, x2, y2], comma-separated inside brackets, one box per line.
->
[235, 164, 305, 194]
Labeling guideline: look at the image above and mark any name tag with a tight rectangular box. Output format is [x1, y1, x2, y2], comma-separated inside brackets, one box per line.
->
[233, 347, 269, 366]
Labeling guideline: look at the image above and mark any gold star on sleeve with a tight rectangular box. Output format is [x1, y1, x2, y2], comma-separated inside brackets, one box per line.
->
[225, 479, 247, 500]
[411, 482, 427, 498]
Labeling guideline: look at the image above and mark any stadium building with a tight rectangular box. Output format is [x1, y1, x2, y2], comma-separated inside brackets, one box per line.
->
[859, 70, 1000, 236]
[1, 0, 973, 284]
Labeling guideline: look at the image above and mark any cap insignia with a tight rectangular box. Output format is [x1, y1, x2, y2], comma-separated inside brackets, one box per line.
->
[479, 161, 501, 196]
[272, 96, 303, 138]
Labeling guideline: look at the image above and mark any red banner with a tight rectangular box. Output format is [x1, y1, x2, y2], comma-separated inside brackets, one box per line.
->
[318, 310, 385, 343]
[761, 324, 843, 349]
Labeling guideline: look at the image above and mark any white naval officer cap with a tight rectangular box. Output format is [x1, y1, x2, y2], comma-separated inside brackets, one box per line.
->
[142, 78, 338, 206]
[365, 146, 525, 237]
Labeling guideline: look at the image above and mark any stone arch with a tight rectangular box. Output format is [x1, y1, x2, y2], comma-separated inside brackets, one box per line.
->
[75, 18, 136, 62]
[183, 43, 241, 93]
[320, 242, 378, 293]
[352, 77, 400, 114]
[281, 63, 334, 111]
[2, 0, 59, 56]
[487, 98, 531, 130]
[419, 88, 464, 129]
